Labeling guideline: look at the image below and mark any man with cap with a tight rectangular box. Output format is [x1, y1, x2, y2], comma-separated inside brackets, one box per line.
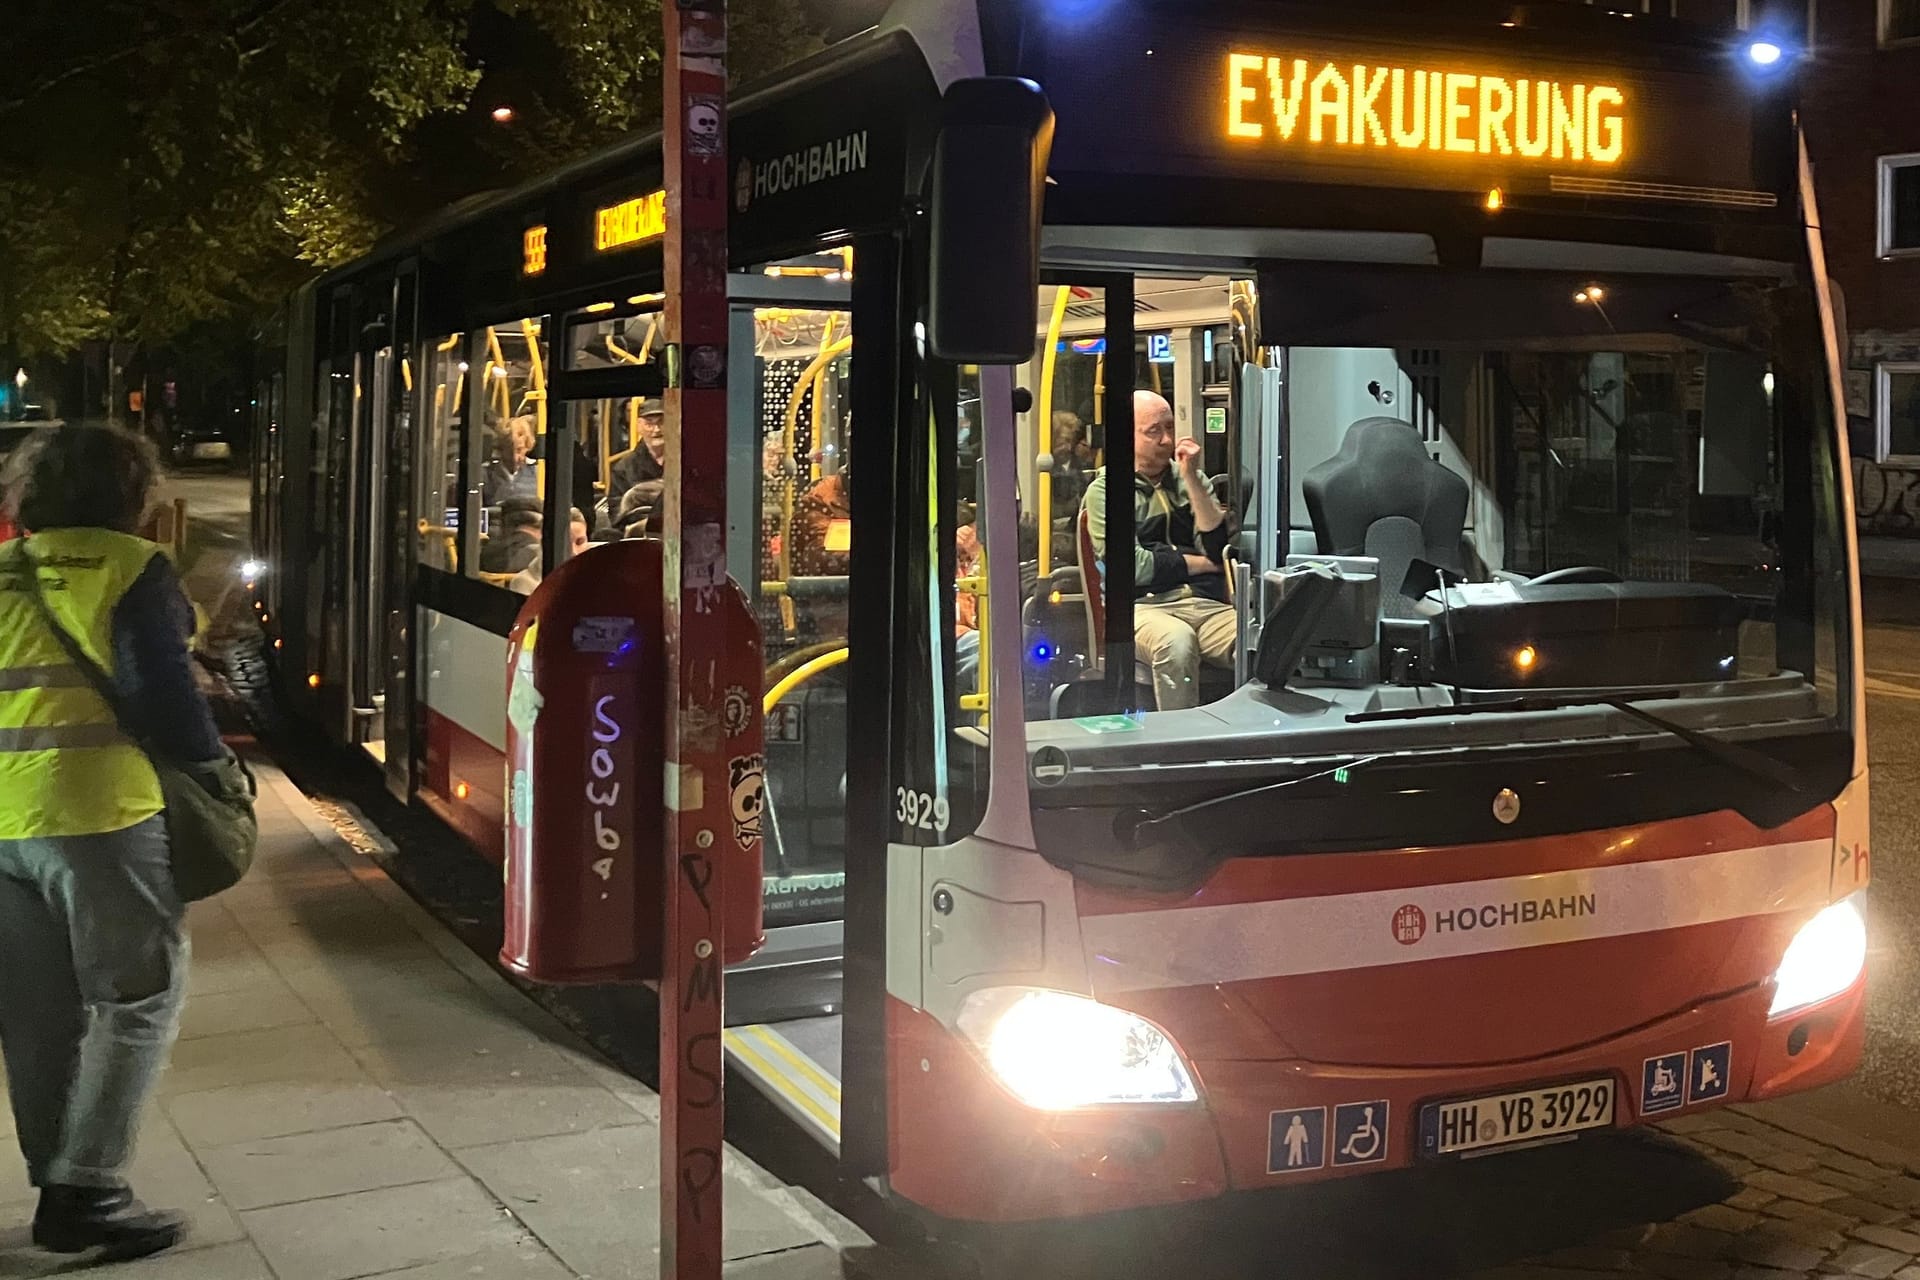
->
[609, 397, 666, 497]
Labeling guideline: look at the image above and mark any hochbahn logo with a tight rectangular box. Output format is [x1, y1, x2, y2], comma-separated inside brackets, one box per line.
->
[1391, 904, 1426, 945]
[738, 130, 869, 211]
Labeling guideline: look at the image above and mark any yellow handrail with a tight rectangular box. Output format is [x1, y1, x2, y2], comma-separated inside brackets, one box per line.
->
[521, 317, 547, 496]
[763, 647, 849, 713]
[1035, 286, 1072, 578]
[598, 400, 613, 495]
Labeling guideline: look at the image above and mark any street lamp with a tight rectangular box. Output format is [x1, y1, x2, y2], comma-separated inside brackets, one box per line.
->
[491, 105, 515, 123]
[1573, 286, 1617, 334]
[12, 369, 25, 422]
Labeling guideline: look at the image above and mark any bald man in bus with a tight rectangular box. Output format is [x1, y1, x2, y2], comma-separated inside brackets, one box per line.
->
[1082, 390, 1235, 710]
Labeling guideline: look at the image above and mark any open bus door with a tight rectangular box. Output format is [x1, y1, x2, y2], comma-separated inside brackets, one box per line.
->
[721, 78, 1055, 1181]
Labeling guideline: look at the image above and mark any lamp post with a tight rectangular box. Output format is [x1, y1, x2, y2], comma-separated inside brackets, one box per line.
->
[13, 369, 26, 422]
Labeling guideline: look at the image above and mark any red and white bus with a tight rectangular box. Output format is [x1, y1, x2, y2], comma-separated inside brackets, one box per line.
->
[252, 0, 1868, 1222]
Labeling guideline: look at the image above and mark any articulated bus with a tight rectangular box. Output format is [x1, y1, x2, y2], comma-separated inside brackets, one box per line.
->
[251, 0, 1868, 1223]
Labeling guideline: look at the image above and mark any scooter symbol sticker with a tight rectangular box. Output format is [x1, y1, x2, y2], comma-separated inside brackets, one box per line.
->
[1333, 1100, 1390, 1166]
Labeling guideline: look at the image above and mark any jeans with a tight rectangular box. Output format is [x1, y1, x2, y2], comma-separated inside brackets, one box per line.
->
[0, 816, 186, 1190]
[954, 629, 981, 699]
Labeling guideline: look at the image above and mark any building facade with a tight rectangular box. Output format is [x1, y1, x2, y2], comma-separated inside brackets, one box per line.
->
[1801, 0, 1920, 532]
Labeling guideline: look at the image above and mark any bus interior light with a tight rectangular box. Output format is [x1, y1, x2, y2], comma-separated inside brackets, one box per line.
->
[955, 987, 1199, 1109]
[1769, 897, 1866, 1016]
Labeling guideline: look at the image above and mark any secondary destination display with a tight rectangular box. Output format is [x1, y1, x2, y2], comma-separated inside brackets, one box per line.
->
[595, 190, 667, 252]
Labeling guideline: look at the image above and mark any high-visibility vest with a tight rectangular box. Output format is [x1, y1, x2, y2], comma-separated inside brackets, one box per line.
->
[0, 528, 167, 839]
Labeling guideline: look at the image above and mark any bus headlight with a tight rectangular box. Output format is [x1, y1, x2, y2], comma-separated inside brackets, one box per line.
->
[955, 988, 1198, 1109]
[1770, 897, 1866, 1017]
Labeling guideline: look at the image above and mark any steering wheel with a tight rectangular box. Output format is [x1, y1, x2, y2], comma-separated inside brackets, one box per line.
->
[1530, 566, 1623, 585]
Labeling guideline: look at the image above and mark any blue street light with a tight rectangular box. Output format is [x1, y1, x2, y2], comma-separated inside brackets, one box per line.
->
[1747, 39, 1784, 66]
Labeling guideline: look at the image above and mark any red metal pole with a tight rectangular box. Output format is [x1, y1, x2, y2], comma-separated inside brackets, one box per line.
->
[660, 2, 730, 1278]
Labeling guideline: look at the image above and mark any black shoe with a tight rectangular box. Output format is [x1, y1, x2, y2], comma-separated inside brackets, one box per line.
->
[31, 1184, 183, 1259]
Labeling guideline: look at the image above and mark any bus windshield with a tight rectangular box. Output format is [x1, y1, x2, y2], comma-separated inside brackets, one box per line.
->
[1004, 251, 1852, 806]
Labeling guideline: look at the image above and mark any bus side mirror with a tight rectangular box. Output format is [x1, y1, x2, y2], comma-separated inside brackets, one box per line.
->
[927, 78, 1054, 366]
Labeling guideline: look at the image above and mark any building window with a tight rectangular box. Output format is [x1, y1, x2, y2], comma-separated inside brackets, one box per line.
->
[1880, 363, 1920, 462]
[1880, 155, 1920, 258]
[1885, 0, 1920, 45]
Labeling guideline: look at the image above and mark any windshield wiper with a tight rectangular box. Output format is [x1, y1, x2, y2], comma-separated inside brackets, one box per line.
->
[1346, 689, 1683, 724]
[1352, 689, 1806, 794]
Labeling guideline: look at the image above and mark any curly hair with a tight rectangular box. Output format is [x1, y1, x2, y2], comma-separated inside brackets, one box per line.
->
[1, 424, 159, 533]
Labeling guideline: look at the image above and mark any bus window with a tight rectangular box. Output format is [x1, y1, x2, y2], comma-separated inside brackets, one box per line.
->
[416, 333, 465, 574]
[1015, 257, 1848, 762]
[752, 296, 852, 928]
[468, 318, 549, 586]
[561, 305, 665, 533]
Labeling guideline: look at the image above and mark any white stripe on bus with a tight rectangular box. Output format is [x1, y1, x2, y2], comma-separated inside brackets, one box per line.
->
[1080, 840, 1834, 994]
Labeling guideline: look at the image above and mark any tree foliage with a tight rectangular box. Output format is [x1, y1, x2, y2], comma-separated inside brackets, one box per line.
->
[0, 0, 823, 362]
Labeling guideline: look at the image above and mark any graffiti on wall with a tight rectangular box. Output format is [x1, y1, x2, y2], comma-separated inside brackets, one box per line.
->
[1849, 332, 1920, 538]
[1855, 456, 1920, 534]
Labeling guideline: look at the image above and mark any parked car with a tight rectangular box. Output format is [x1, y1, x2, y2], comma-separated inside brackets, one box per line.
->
[166, 418, 238, 464]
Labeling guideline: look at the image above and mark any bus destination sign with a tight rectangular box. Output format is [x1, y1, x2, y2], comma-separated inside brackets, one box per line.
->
[1035, 12, 1779, 206]
[1225, 53, 1626, 167]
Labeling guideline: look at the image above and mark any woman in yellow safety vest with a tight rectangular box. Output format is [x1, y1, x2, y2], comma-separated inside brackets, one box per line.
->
[0, 424, 222, 1260]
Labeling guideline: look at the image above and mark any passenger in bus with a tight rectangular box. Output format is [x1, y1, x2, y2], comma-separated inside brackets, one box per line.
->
[1049, 410, 1095, 511]
[0, 425, 227, 1259]
[791, 465, 851, 578]
[790, 464, 852, 640]
[609, 398, 666, 497]
[480, 497, 544, 575]
[609, 399, 668, 536]
[1082, 390, 1235, 711]
[954, 522, 981, 696]
[480, 416, 539, 506]
[509, 508, 590, 595]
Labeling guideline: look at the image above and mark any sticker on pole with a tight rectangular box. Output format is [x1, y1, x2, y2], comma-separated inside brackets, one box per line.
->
[572, 616, 635, 653]
[686, 97, 723, 157]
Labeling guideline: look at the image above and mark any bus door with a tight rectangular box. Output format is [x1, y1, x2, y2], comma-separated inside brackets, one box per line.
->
[345, 267, 417, 775]
[717, 257, 857, 1154]
[377, 270, 419, 799]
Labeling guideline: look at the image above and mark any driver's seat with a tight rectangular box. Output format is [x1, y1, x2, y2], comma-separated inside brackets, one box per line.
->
[1302, 418, 1469, 617]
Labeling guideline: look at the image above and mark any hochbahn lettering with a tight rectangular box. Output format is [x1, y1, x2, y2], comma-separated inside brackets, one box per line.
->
[1435, 892, 1598, 934]
[742, 130, 869, 207]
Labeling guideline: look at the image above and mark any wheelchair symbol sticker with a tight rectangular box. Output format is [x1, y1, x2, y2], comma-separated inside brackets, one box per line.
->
[1332, 1100, 1390, 1166]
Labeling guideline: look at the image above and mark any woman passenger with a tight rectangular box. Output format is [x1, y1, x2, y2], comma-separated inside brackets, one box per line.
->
[482, 417, 539, 507]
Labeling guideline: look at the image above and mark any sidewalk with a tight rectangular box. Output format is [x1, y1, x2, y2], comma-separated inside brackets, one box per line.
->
[0, 753, 864, 1279]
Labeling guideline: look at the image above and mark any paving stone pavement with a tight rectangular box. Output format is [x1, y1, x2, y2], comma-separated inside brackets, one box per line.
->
[0, 754, 867, 1279]
[1460, 1106, 1920, 1280]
